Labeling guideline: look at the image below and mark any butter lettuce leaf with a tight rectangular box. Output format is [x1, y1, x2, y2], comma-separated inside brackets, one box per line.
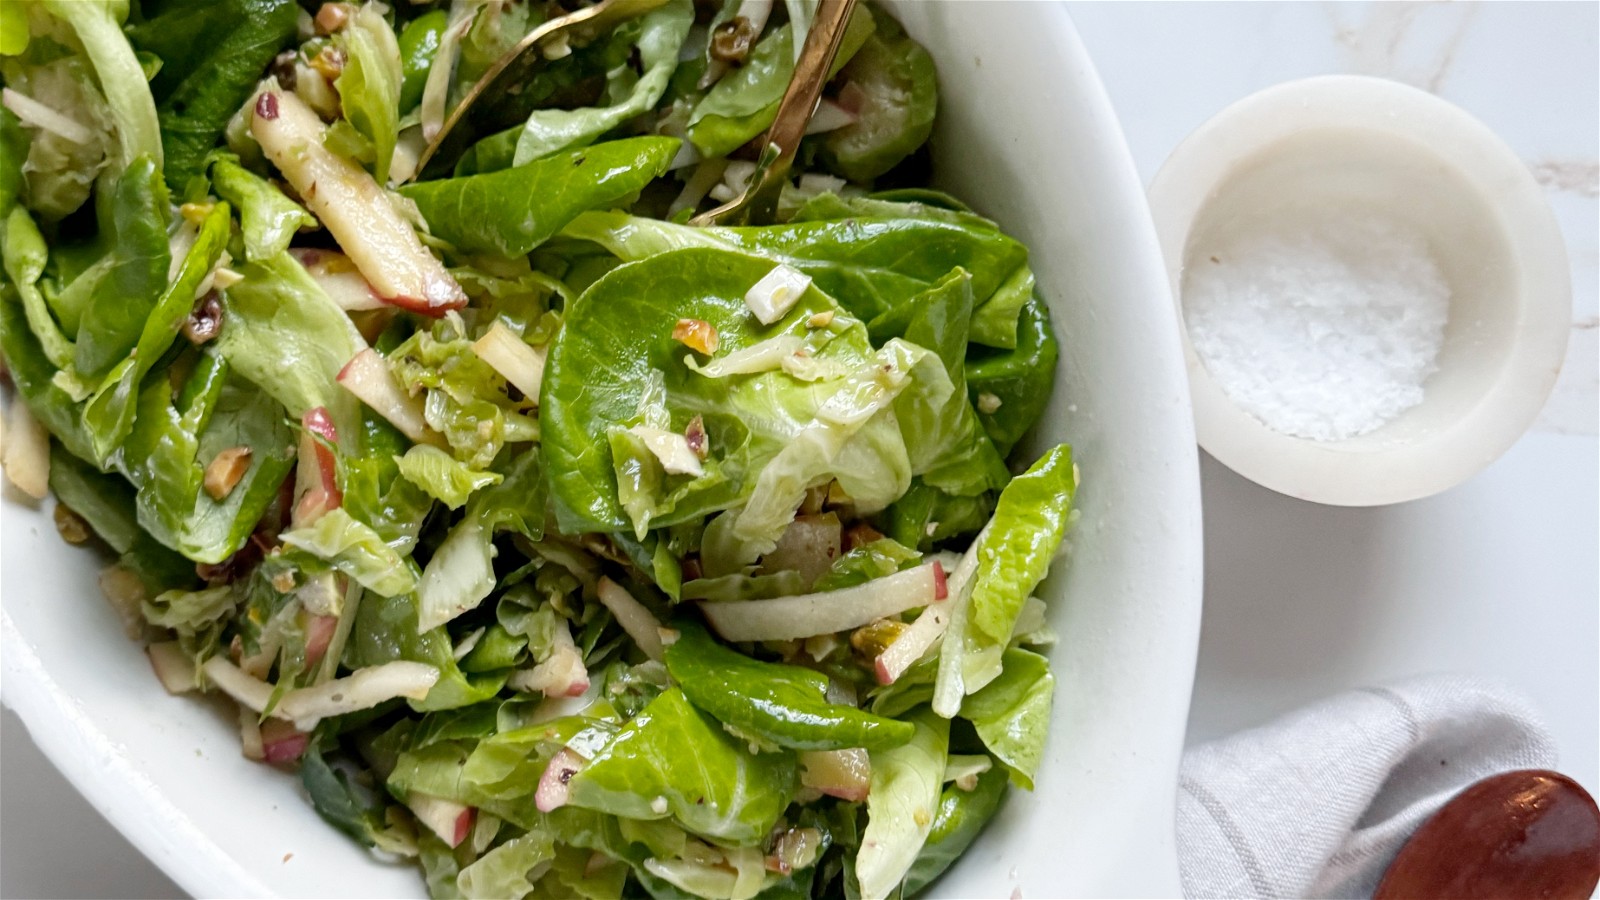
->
[961, 648, 1053, 789]
[511, 0, 693, 166]
[539, 245, 908, 541]
[856, 709, 947, 900]
[562, 210, 1028, 330]
[665, 621, 914, 751]
[566, 687, 798, 844]
[398, 137, 680, 257]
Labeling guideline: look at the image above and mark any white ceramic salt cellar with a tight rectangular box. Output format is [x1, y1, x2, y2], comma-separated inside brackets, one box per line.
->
[1149, 75, 1570, 506]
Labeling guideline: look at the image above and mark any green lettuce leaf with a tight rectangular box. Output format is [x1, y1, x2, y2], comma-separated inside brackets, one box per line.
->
[396, 9, 446, 112]
[964, 296, 1059, 457]
[458, 829, 556, 900]
[868, 268, 1008, 497]
[209, 154, 316, 261]
[561, 210, 1028, 330]
[281, 508, 419, 597]
[664, 621, 913, 751]
[960, 648, 1053, 789]
[809, 537, 920, 592]
[71, 155, 171, 381]
[82, 200, 231, 460]
[416, 450, 544, 632]
[125, 0, 299, 190]
[115, 354, 297, 564]
[818, 6, 937, 182]
[47, 441, 196, 591]
[899, 762, 1007, 895]
[511, 0, 693, 166]
[856, 709, 947, 900]
[3, 206, 73, 370]
[398, 136, 680, 257]
[396, 443, 503, 509]
[539, 246, 909, 544]
[335, 4, 403, 184]
[39, 0, 162, 171]
[387, 328, 536, 470]
[0, 281, 95, 462]
[686, 8, 874, 159]
[347, 590, 509, 712]
[214, 251, 367, 436]
[566, 687, 798, 844]
[0, 48, 114, 219]
[934, 445, 1075, 708]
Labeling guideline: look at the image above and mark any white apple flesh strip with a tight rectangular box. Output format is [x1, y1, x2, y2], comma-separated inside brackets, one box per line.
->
[597, 577, 665, 660]
[409, 792, 475, 848]
[146, 641, 197, 694]
[276, 661, 441, 731]
[698, 561, 946, 643]
[1, 397, 50, 500]
[799, 748, 870, 802]
[250, 89, 466, 315]
[239, 704, 265, 761]
[874, 602, 951, 686]
[337, 349, 432, 443]
[471, 322, 547, 402]
[290, 248, 388, 311]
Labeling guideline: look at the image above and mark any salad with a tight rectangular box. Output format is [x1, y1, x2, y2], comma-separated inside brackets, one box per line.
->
[0, 1, 1077, 898]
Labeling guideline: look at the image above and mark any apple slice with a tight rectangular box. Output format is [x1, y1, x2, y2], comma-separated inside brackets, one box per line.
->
[409, 792, 475, 848]
[292, 407, 341, 526]
[471, 322, 546, 403]
[146, 641, 197, 694]
[337, 349, 432, 443]
[304, 612, 339, 669]
[799, 748, 870, 802]
[289, 248, 388, 311]
[698, 561, 945, 643]
[260, 718, 310, 764]
[596, 577, 664, 661]
[536, 748, 586, 813]
[874, 602, 952, 686]
[250, 89, 465, 315]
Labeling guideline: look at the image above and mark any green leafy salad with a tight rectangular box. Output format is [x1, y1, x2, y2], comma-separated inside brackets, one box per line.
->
[0, 0, 1077, 897]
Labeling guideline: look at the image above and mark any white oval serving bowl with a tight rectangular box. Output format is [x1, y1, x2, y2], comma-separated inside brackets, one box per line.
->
[1, 5, 1203, 897]
[1149, 75, 1571, 507]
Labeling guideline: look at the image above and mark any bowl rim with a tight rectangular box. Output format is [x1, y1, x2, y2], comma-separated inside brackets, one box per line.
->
[1149, 74, 1572, 507]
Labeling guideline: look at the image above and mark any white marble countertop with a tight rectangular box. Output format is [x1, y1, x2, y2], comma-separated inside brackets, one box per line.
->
[2, 2, 1595, 896]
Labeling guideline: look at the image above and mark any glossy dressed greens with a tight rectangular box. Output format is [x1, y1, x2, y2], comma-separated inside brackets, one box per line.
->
[0, 2, 1076, 898]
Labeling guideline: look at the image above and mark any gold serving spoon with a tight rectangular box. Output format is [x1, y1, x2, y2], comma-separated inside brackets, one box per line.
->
[414, 0, 666, 176]
[689, 0, 860, 227]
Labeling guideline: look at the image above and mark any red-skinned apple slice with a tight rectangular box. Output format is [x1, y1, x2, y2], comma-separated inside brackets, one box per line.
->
[409, 793, 475, 848]
[304, 613, 339, 669]
[337, 349, 432, 443]
[250, 89, 466, 315]
[260, 718, 310, 764]
[292, 407, 341, 526]
[289, 248, 388, 311]
[536, 748, 586, 813]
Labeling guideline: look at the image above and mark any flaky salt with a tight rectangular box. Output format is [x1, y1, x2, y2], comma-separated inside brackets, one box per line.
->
[1182, 211, 1450, 441]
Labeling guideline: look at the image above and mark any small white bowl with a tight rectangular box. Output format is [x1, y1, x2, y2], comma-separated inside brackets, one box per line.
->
[1150, 75, 1570, 506]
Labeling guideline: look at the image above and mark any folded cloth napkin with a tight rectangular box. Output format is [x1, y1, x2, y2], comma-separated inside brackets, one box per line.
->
[1177, 674, 1557, 899]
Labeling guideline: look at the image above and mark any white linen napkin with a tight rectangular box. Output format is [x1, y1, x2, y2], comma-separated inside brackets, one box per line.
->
[1176, 674, 1557, 899]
